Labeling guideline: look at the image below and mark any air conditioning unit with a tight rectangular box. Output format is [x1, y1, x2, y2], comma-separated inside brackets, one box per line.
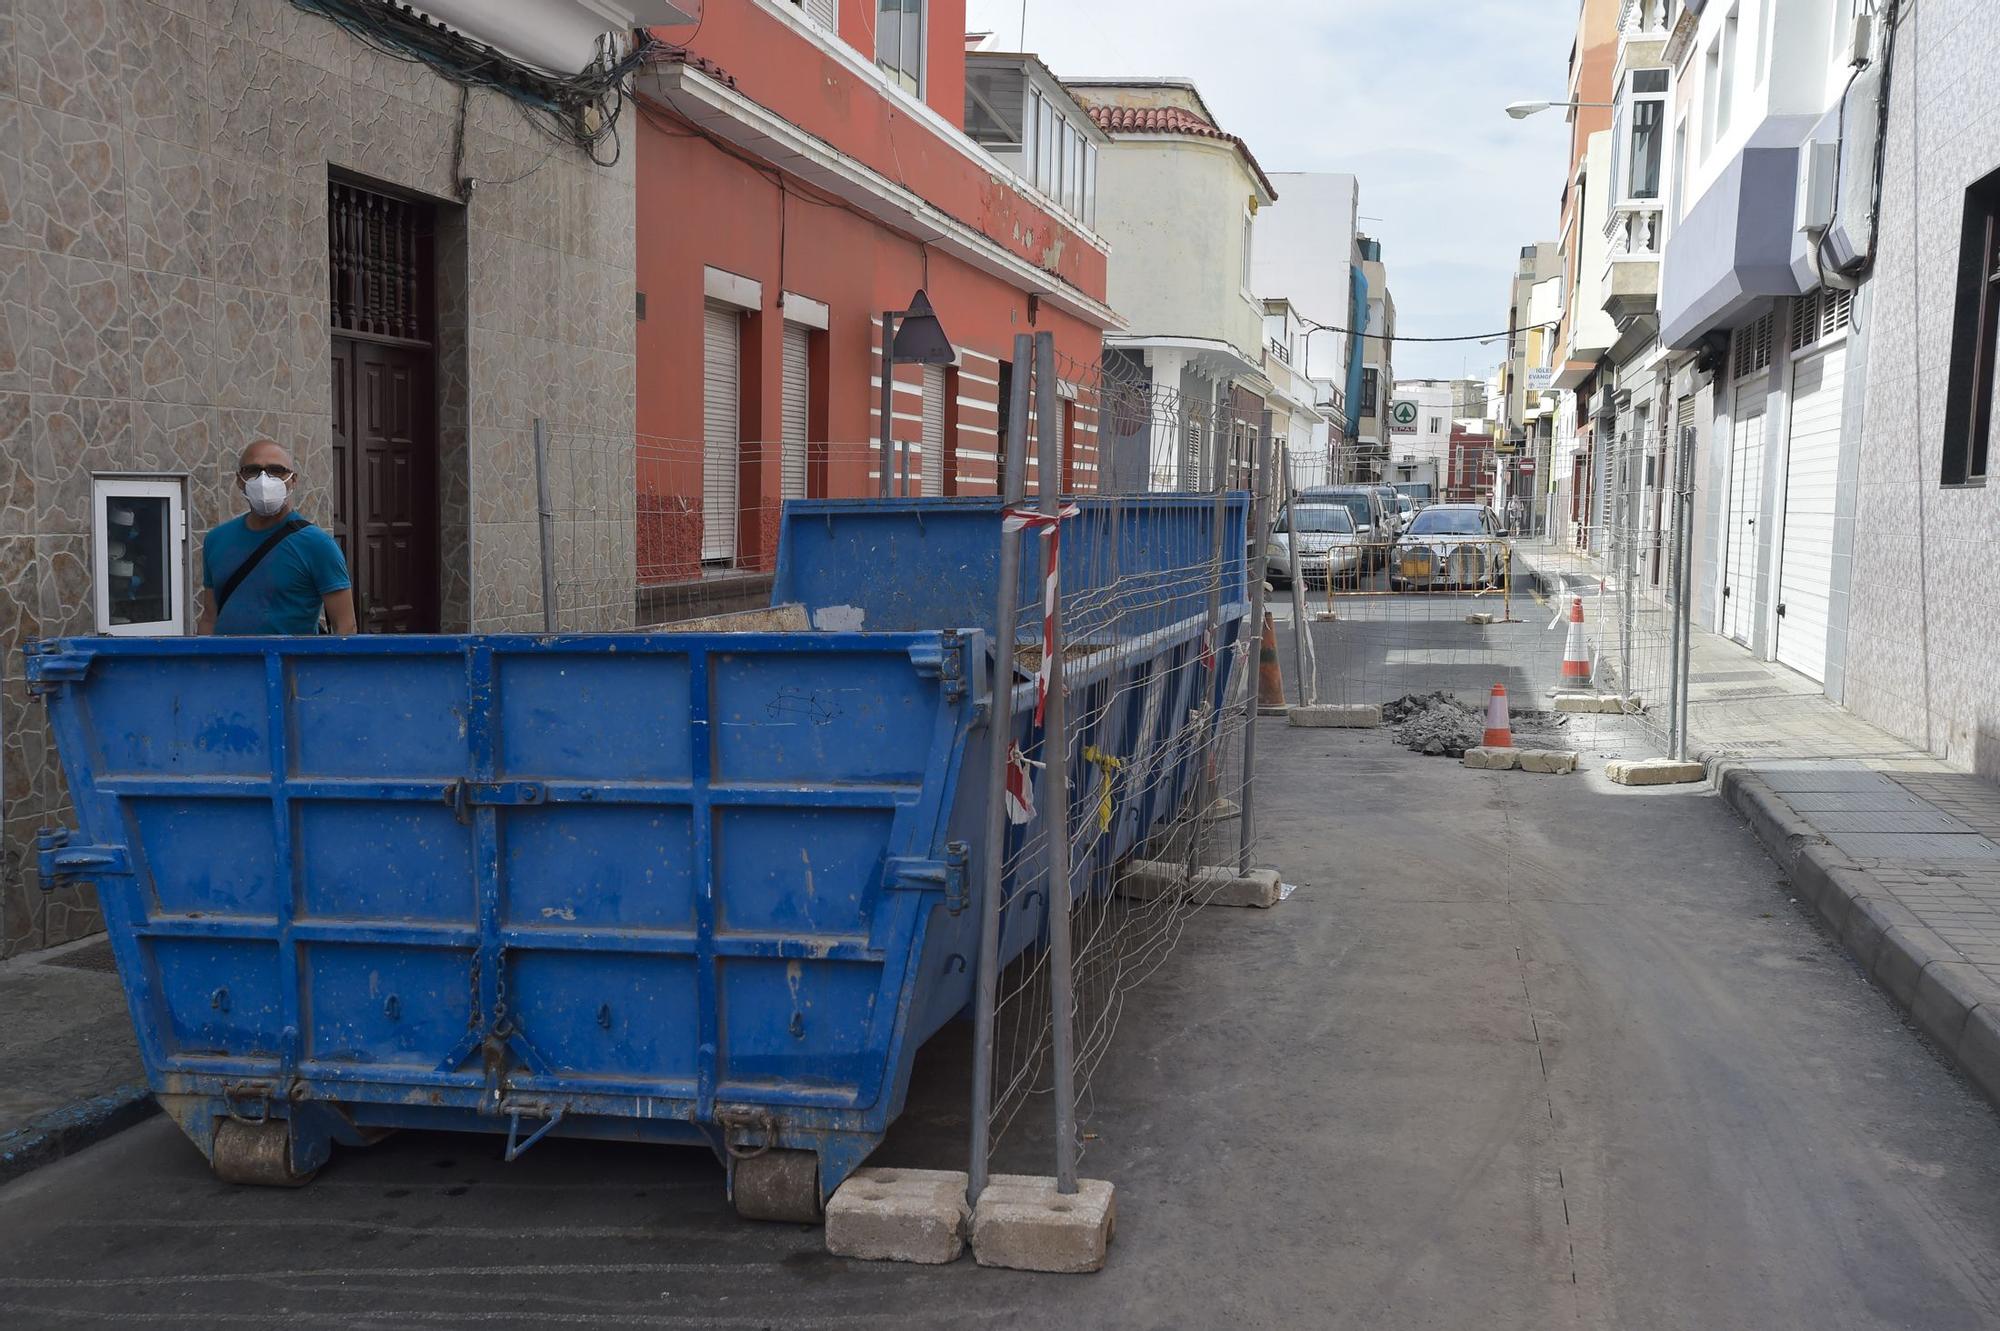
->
[1797, 139, 1838, 235]
[1593, 381, 1617, 420]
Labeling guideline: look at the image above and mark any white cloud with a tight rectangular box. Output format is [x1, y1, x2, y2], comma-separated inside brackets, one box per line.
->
[968, 0, 1575, 377]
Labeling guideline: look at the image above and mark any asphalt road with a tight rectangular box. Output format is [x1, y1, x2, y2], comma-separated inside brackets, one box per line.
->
[5, 707, 2000, 1325]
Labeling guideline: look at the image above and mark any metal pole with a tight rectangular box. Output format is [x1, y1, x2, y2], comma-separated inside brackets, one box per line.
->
[1281, 445, 1313, 705]
[878, 312, 896, 498]
[968, 333, 1034, 1205]
[1238, 420, 1272, 875]
[533, 417, 557, 634]
[1675, 424, 1697, 763]
[1620, 431, 1637, 694]
[1032, 331, 1079, 1196]
[1666, 424, 1686, 757]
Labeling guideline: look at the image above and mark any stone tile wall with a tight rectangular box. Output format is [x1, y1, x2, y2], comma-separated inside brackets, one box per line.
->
[1847, 1, 2000, 782]
[0, 0, 637, 954]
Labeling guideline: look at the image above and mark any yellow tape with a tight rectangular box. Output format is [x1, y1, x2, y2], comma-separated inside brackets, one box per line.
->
[1082, 744, 1123, 833]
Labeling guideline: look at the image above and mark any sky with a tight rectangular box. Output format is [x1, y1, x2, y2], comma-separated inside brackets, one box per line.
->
[964, 0, 1579, 380]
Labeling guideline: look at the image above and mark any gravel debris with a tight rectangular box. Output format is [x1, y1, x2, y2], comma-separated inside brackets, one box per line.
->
[1381, 690, 1569, 759]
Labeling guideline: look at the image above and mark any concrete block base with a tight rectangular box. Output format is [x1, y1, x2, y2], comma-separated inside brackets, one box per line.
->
[1257, 704, 1291, 718]
[1204, 797, 1242, 821]
[825, 1167, 969, 1265]
[1517, 749, 1579, 775]
[1465, 612, 1494, 625]
[1118, 861, 1282, 908]
[1288, 704, 1381, 729]
[1462, 746, 1520, 770]
[971, 1174, 1116, 1273]
[1552, 693, 1640, 714]
[1606, 758, 1706, 786]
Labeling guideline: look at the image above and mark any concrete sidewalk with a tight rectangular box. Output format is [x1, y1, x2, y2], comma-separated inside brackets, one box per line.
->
[0, 935, 149, 1184]
[1513, 537, 2000, 1110]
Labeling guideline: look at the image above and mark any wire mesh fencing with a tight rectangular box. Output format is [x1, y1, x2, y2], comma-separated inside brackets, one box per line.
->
[968, 336, 1275, 1199]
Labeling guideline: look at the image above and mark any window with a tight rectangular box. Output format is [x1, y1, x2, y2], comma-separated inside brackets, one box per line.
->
[93, 476, 188, 635]
[1755, 0, 1773, 85]
[1670, 117, 1689, 222]
[875, 0, 923, 96]
[1717, 7, 1738, 141]
[1429, 416, 1444, 433]
[1626, 70, 1667, 201]
[1361, 369, 1379, 415]
[1240, 213, 1255, 294]
[1943, 169, 2000, 485]
[792, 0, 836, 30]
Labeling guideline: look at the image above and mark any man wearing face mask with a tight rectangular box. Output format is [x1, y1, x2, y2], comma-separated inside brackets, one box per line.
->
[196, 440, 357, 635]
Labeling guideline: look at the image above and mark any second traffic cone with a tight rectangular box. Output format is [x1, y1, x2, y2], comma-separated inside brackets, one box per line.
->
[1482, 683, 1514, 748]
[1257, 610, 1287, 714]
[1560, 596, 1592, 685]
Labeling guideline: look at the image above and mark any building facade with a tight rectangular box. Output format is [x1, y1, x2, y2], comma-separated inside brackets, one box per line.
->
[1251, 172, 1363, 485]
[629, 6, 1118, 609]
[1065, 78, 1277, 491]
[0, 0, 669, 955]
[1841, 0, 2000, 776]
[1354, 237, 1396, 483]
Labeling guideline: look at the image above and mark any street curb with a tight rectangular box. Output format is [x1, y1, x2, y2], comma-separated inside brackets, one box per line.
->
[1714, 764, 2000, 1115]
[0, 1083, 156, 1187]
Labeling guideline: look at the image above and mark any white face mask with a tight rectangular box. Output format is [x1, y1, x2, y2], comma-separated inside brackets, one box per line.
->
[244, 473, 290, 518]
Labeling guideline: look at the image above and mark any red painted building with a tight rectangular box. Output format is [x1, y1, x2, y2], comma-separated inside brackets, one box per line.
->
[1446, 425, 1497, 504]
[632, 3, 1120, 604]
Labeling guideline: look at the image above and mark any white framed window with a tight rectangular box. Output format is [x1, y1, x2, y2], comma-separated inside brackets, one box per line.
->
[875, 0, 924, 97]
[92, 475, 188, 636]
[1624, 69, 1668, 201]
[792, 0, 836, 30]
[1717, 6, 1738, 142]
[1670, 115, 1689, 222]
[1240, 211, 1255, 297]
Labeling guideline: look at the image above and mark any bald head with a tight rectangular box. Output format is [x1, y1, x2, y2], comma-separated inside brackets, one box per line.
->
[239, 439, 294, 472]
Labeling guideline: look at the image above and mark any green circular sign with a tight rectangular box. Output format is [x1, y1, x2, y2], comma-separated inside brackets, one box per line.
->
[1391, 400, 1418, 426]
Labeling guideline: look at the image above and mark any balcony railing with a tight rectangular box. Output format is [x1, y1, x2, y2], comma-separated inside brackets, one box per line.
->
[1618, 0, 1673, 37]
[1604, 201, 1664, 262]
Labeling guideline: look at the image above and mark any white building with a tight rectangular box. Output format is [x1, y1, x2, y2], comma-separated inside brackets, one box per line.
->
[1068, 78, 1278, 490]
[1251, 172, 1363, 475]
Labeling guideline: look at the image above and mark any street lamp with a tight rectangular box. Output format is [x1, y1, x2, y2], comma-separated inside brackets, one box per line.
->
[1504, 99, 1616, 120]
[878, 288, 956, 497]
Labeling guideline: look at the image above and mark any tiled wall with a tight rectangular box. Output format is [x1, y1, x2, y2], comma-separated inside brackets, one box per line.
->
[0, 0, 637, 954]
[1847, 0, 2000, 779]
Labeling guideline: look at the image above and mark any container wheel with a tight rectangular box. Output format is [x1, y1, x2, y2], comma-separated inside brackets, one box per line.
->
[732, 1148, 822, 1223]
[212, 1118, 318, 1188]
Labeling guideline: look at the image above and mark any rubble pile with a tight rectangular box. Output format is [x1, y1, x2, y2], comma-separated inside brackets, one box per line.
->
[1380, 691, 1567, 759]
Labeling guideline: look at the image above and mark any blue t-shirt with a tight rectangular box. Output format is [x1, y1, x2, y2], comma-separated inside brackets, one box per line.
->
[202, 514, 351, 635]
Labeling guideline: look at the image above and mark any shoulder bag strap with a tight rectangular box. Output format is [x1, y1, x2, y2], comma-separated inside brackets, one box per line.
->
[214, 517, 309, 614]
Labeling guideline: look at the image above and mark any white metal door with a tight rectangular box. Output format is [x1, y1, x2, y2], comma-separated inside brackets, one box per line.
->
[781, 323, 810, 502]
[921, 364, 946, 496]
[702, 302, 740, 562]
[1775, 343, 1845, 681]
[1723, 380, 1767, 646]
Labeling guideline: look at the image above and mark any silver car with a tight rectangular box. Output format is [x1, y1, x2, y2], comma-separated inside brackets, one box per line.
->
[1389, 503, 1507, 591]
[1267, 501, 1367, 588]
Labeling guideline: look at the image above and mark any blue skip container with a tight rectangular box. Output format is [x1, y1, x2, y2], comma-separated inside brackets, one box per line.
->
[28, 494, 1247, 1216]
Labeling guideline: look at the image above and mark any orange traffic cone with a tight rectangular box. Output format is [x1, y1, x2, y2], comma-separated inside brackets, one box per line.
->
[1257, 611, 1287, 715]
[1560, 596, 1592, 686]
[1483, 684, 1514, 748]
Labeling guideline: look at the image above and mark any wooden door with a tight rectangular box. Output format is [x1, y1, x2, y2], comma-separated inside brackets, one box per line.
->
[328, 179, 439, 633]
[332, 337, 438, 632]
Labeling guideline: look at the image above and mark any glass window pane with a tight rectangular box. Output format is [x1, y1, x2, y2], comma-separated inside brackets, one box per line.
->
[105, 495, 173, 627]
[1632, 100, 1664, 199]
[876, 0, 896, 66]
[1084, 145, 1097, 227]
[902, 0, 923, 90]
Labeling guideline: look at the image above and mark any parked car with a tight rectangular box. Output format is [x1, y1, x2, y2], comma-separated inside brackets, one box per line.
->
[1366, 484, 1407, 538]
[1396, 495, 1415, 531]
[1389, 502, 1507, 591]
[1297, 485, 1395, 568]
[1267, 500, 1366, 588]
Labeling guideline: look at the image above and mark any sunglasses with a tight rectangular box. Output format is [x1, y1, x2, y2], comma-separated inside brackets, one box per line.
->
[237, 464, 296, 481]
